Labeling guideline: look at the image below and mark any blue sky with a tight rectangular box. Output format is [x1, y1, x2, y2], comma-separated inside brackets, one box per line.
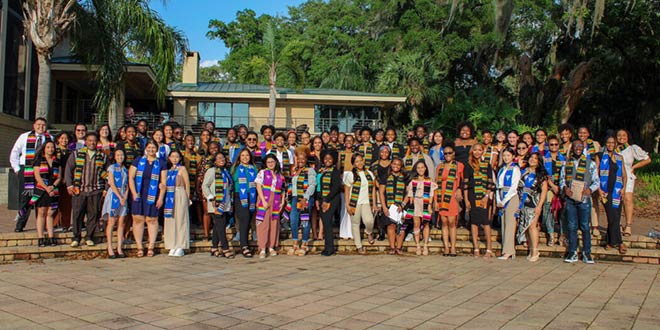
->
[149, 0, 307, 67]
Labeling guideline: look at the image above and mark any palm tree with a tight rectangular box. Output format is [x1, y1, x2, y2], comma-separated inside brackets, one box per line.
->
[22, 0, 77, 119]
[71, 0, 187, 127]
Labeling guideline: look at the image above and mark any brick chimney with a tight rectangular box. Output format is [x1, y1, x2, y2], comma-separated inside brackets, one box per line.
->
[182, 51, 200, 85]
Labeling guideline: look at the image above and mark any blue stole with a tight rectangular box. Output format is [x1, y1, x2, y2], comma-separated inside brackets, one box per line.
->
[518, 169, 537, 211]
[110, 163, 127, 216]
[543, 150, 565, 178]
[158, 144, 168, 164]
[600, 153, 624, 208]
[498, 164, 516, 217]
[429, 146, 445, 164]
[164, 167, 179, 218]
[135, 156, 161, 204]
[236, 164, 257, 210]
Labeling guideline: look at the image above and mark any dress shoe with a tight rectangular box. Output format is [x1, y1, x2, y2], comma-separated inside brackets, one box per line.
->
[14, 228, 23, 233]
[38, 238, 45, 247]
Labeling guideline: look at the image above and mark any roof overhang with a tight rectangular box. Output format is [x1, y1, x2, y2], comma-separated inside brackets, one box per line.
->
[51, 63, 158, 84]
[167, 91, 406, 104]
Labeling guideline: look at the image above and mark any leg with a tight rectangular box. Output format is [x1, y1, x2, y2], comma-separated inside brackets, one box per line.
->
[448, 216, 458, 254]
[321, 202, 338, 254]
[590, 191, 600, 235]
[578, 200, 592, 256]
[202, 201, 211, 239]
[470, 224, 479, 251]
[623, 192, 634, 230]
[565, 200, 579, 256]
[116, 216, 125, 254]
[290, 197, 301, 242]
[15, 168, 33, 231]
[361, 204, 375, 242]
[145, 217, 159, 252]
[502, 199, 519, 256]
[484, 225, 493, 256]
[423, 221, 431, 254]
[529, 218, 540, 256]
[106, 216, 117, 254]
[441, 216, 450, 254]
[45, 207, 54, 238]
[85, 193, 103, 242]
[351, 205, 363, 249]
[132, 215, 146, 250]
[70, 194, 86, 243]
[269, 214, 280, 250]
[387, 224, 397, 250]
[36, 207, 48, 239]
[212, 213, 229, 250]
[236, 203, 251, 248]
[542, 201, 555, 244]
[413, 216, 421, 253]
[256, 219, 268, 252]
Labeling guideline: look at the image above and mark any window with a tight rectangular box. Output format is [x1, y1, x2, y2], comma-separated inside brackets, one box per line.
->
[197, 102, 249, 128]
[314, 105, 381, 133]
[2, 5, 27, 118]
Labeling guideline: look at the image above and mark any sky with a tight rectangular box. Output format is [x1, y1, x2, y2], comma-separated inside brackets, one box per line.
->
[149, 0, 307, 67]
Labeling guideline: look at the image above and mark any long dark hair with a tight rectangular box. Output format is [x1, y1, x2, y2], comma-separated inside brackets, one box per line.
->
[350, 153, 365, 180]
[262, 153, 282, 173]
[97, 124, 113, 143]
[34, 140, 56, 166]
[526, 152, 548, 190]
[232, 148, 255, 175]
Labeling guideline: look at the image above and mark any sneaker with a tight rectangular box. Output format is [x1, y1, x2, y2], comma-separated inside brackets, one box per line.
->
[405, 233, 413, 242]
[269, 248, 277, 257]
[564, 252, 578, 263]
[582, 253, 595, 264]
[168, 249, 175, 256]
[259, 250, 267, 259]
[85, 240, 95, 246]
[70, 240, 79, 248]
[174, 248, 184, 257]
[54, 227, 64, 233]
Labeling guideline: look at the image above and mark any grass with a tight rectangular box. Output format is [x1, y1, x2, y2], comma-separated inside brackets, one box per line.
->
[636, 153, 659, 206]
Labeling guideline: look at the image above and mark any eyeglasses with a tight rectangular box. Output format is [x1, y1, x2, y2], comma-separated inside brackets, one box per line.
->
[246, 138, 257, 141]
[517, 147, 527, 150]
[549, 143, 559, 146]
[445, 152, 454, 155]
[76, 129, 86, 132]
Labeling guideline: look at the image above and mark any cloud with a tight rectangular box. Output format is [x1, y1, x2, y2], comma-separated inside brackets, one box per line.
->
[199, 59, 220, 68]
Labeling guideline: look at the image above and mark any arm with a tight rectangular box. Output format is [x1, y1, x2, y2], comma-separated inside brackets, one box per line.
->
[33, 162, 47, 190]
[536, 180, 548, 216]
[180, 167, 190, 199]
[128, 166, 138, 201]
[65, 152, 76, 193]
[325, 170, 342, 202]
[379, 183, 388, 215]
[156, 170, 167, 208]
[201, 168, 215, 201]
[9, 133, 26, 172]
[587, 161, 600, 194]
[303, 168, 317, 201]
[502, 167, 521, 204]
[53, 165, 63, 188]
[108, 168, 122, 201]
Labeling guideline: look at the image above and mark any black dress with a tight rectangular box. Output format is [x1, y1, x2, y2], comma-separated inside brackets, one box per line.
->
[454, 144, 472, 165]
[463, 164, 494, 226]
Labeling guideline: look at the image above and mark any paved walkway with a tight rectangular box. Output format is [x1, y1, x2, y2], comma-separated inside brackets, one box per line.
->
[0, 255, 658, 330]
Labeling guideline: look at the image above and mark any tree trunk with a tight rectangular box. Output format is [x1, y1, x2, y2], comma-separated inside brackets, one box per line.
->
[35, 54, 51, 120]
[410, 106, 420, 123]
[268, 63, 277, 126]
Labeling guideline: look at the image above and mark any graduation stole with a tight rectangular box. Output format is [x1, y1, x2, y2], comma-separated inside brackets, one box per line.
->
[566, 154, 588, 184]
[498, 164, 516, 215]
[250, 147, 264, 168]
[24, 131, 50, 191]
[385, 172, 406, 207]
[214, 167, 232, 214]
[109, 163, 127, 216]
[235, 163, 257, 210]
[600, 152, 624, 208]
[30, 157, 60, 209]
[421, 139, 430, 153]
[405, 179, 432, 221]
[122, 140, 140, 167]
[474, 161, 489, 203]
[616, 143, 630, 153]
[429, 145, 445, 163]
[483, 145, 494, 165]
[167, 140, 178, 152]
[256, 170, 284, 222]
[348, 170, 374, 208]
[158, 144, 168, 163]
[163, 167, 179, 218]
[389, 142, 403, 159]
[259, 140, 272, 154]
[359, 142, 374, 167]
[135, 156, 161, 204]
[518, 169, 537, 211]
[285, 166, 311, 221]
[73, 148, 106, 189]
[223, 141, 241, 160]
[404, 153, 419, 173]
[544, 151, 565, 184]
[320, 167, 334, 199]
[438, 161, 459, 211]
[585, 139, 597, 159]
[182, 149, 198, 189]
[272, 146, 291, 179]
[55, 145, 68, 164]
[327, 141, 339, 150]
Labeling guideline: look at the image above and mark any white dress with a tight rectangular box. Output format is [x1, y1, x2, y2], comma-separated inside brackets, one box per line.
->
[619, 145, 650, 192]
[339, 171, 353, 239]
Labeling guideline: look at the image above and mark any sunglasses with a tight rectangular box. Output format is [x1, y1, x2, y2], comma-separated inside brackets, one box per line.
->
[246, 138, 257, 141]
[445, 151, 455, 155]
[517, 147, 527, 150]
[549, 143, 559, 146]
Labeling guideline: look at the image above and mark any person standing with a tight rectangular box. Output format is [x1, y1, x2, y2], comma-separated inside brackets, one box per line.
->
[231, 148, 258, 257]
[435, 145, 464, 256]
[577, 126, 602, 238]
[405, 160, 437, 256]
[286, 147, 317, 256]
[600, 136, 628, 254]
[357, 127, 378, 169]
[54, 132, 72, 232]
[31, 140, 61, 246]
[136, 119, 149, 152]
[317, 152, 342, 256]
[68, 123, 87, 151]
[161, 151, 191, 257]
[463, 143, 495, 258]
[561, 140, 600, 264]
[516, 153, 548, 262]
[203, 152, 235, 259]
[542, 136, 566, 247]
[379, 158, 407, 255]
[403, 137, 435, 180]
[65, 133, 108, 247]
[344, 154, 378, 255]
[384, 127, 404, 160]
[453, 122, 478, 165]
[615, 129, 651, 237]
[223, 127, 243, 165]
[10, 117, 53, 232]
[101, 149, 129, 258]
[496, 148, 521, 260]
[117, 125, 141, 168]
[255, 154, 286, 258]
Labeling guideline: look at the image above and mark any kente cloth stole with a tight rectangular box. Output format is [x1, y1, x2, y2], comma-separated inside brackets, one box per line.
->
[474, 161, 489, 203]
[135, 156, 161, 204]
[236, 164, 257, 210]
[109, 163, 127, 215]
[163, 167, 179, 218]
[256, 170, 284, 222]
[390, 143, 402, 159]
[615, 143, 630, 153]
[215, 167, 232, 214]
[30, 157, 60, 209]
[585, 139, 597, 158]
[320, 168, 333, 199]
[385, 173, 406, 207]
[566, 154, 588, 185]
[183, 150, 198, 189]
[122, 141, 139, 167]
[24, 131, 49, 191]
[438, 161, 458, 211]
[360, 143, 374, 167]
[405, 180, 432, 220]
[498, 165, 516, 215]
[272, 147, 291, 179]
[349, 171, 374, 208]
[73, 148, 106, 188]
[600, 153, 624, 208]
[284, 167, 311, 221]
[518, 169, 537, 211]
[404, 155, 417, 173]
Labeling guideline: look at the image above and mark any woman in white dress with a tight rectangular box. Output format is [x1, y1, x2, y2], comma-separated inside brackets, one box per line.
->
[615, 129, 651, 236]
[160, 150, 190, 257]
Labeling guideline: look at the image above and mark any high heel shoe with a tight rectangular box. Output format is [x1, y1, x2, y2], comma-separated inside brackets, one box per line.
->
[497, 253, 515, 260]
[38, 238, 45, 247]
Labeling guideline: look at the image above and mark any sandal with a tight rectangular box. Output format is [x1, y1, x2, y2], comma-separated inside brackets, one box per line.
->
[473, 249, 481, 258]
[210, 249, 221, 257]
[147, 249, 154, 257]
[389, 249, 396, 255]
[483, 250, 493, 259]
[357, 247, 367, 255]
[242, 247, 253, 258]
[423, 245, 429, 256]
[619, 244, 627, 254]
[623, 225, 632, 237]
[415, 246, 422, 256]
[395, 249, 403, 256]
[223, 249, 235, 259]
[136, 249, 144, 258]
[368, 234, 375, 245]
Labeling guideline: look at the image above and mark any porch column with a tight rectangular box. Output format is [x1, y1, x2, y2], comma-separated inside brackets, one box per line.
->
[108, 82, 125, 131]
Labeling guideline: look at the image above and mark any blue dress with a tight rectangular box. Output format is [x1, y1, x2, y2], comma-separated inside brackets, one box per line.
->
[131, 159, 163, 217]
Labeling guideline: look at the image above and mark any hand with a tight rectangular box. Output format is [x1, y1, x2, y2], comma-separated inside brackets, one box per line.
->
[455, 191, 463, 202]
[120, 198, 126, 207]
[480, 196, 489, 207]
[102, 191, 107, 198]
[156, 199, 163, 209]
[583, 187, 592, 196]
[262, 201, 270, 210]
[397, 205, 402, 213]
[497, 202, 504, 208]
[348, 206, 356, 216]
[427, 205, 433, 214]
[315, 200, 320, 210]
[465, 200, 472, 211]
[372, 205, 379, 214]
[534, 207, 542, 217]
[67, 186, 75, 195]
[322, 202, 330, 212]
[383, 208, 390, 217]
[565, 188, 573, 197]
[133, 195, 139, 202]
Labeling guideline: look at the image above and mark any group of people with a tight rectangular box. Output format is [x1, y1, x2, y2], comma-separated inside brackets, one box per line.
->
[9, 117, 652, 263]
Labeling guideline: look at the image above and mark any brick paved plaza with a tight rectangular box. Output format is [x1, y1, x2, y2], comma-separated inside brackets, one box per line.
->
[1, 254, 659, 330]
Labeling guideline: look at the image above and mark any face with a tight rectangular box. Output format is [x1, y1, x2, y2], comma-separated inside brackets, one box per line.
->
[528, 154, 539, 168]
[353, 155, 365, 170]
[164, 126, 173, 138]
[145, 143, 157, 157]
[502, 151, 514, 164]
[577, 128, 590, 141]
[44, 142, 55, 156]
[208, 143, 219, 155]
[323, 154, 334, 167]
[204, 122, 214, 132]
[344, 136, 354, 149]
[75, 125, 87, 140]
[313, 138, 323, 151]
[535, 131, 547, 144]
[507, 133, 518, 146]
[301, 133, 311, 146]
[239, 150, 250, 164]
[296, 153, 307, 165]
[375, 131, 384, 142]
[287, 133, 297, 146]
[275, 136, 285, 148]
[330, 130, 338, 142]
[496, 131, 506, 143]
[482, 133, 492, 145]
[338, 133, 345, 143]
[185, 135, 195, 149]
[380, 147, 390, 160]
[125, 127, 136, 142]
[33, 120, 47, 134]
[85, 135, 97, 150]
[471, 145, 484, 159]
[444, 147, 454, 161]
[263, 128, 273, 141]
[114, 150, 125, 164]
[459, 126, 471, 139]
[616, 130, 629, 145]
[572, 141, 584, 156]
[137, 121, 147, 134]
[406, 131, 414, 140]
[153, 130, 163, 143]
[361, 131, 371, 143]
[246, 134, 258, 148]
[99, 126, 109, 138]
[214, 153, 226, 167]
[390, 159, 402, 173]
[174, 128, 183, 140]
[321, 132, 330, 144]
[415, 162, 426, 176]
[434, 133, 444, 145]
[118, 128, 126, 140]
[265, 157, 277, 170]
[517, 143, 528, 156]
[57, 134, 69, 146]
[227, 130, 237, 142]
[560, 129, 572, 143]
[386, 130, 396, 142]
[605, 137, 616, 152]
[201, 131, 210, 143]
[416, 126, 426, 139]
[548, 139, 560, 152]
[238, 127, 247, 139]
[409, 140, 420, 154]
[522, 134, 533, 146]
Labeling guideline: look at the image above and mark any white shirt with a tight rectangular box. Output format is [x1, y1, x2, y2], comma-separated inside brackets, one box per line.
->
[268, 148, 294, 170]
[254, 170, 280, 188]
[619, 144, 649, 180]
[343, 170, 374, 205]
[496, 164, 521, 205]
[9, 131, 53, 172]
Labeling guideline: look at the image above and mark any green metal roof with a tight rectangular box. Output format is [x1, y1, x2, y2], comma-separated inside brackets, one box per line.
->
[168, 82, 402, 98]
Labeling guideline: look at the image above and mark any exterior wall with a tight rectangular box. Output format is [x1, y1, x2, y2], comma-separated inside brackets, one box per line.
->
[0, 113, 33, 168]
